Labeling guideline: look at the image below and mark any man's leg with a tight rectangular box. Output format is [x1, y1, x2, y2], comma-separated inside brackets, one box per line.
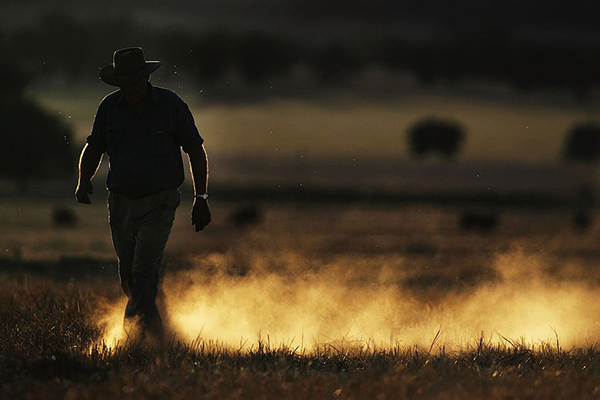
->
[125, 189, 179, 342]
[108, 191, 135, 297]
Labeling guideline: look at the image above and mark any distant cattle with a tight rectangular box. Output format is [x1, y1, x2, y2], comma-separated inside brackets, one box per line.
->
[52, 206, 78, 228]
[459, 210, 499, 233]
[563, 122, 600, 163]
[572, 183, 596, 232]
[228, 204, 263, 228]
[573, 210, 592, 233]
[408, 117, 466, 159]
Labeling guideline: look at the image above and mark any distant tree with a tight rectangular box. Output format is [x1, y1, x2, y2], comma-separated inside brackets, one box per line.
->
[0, 98, 75, 191]
[407, 117, 466, 159]
[563, 126, 600, 234]
[563, 122, 600, 163]
[0, 51, 76, 192]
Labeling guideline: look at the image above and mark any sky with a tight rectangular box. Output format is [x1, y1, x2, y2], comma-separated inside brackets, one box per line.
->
[2, 0, 600, 39]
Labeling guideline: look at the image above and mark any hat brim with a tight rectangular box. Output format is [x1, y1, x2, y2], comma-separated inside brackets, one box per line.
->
[99, 61, 161, 86]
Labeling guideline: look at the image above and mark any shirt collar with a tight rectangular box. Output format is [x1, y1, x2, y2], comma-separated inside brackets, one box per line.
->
[117, 82, 159, 106]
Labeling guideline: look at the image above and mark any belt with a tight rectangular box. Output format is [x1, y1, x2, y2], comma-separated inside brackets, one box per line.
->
[111, 188, 173, 199]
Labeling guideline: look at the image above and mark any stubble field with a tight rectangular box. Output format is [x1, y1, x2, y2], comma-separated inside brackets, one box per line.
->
[1, 197, 600, 399]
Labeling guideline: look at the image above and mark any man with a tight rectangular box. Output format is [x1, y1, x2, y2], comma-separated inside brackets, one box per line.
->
[75, 47, 211, 342]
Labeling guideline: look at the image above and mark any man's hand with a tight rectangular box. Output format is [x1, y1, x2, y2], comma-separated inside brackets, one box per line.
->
[75, 180, 94, 204]
[192, 198, 211, 232]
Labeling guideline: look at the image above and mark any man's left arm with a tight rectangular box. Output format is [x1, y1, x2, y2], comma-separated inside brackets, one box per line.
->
[188, 144, 211, 232]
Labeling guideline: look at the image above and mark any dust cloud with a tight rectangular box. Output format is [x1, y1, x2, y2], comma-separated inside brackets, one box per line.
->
[98, 246, 600, 351]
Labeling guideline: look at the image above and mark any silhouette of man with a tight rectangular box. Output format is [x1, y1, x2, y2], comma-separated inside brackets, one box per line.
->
[75, 47, 211, 342]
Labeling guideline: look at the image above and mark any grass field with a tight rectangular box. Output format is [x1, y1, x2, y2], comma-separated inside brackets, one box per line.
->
[1, 196, 600, 398]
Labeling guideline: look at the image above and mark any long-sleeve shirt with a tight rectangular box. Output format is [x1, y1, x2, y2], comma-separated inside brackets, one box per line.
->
[86, 83, 204, 197]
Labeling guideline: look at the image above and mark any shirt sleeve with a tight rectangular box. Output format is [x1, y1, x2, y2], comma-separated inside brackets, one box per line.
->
[175, 98, 204, 154]
[85, 100, 107, 153]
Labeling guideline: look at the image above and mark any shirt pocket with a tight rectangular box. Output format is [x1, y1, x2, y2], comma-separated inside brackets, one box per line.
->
[105, 124, 131, 157]
[146, 122, 177, 156]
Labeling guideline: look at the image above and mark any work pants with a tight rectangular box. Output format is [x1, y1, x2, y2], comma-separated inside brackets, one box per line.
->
[107, 188, 180, 341]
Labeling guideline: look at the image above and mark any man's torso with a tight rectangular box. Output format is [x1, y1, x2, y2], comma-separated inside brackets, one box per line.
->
[86, 84, 203, 198]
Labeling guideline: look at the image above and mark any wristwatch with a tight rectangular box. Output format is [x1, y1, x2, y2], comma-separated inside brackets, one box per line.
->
[195, 193, 209, 200]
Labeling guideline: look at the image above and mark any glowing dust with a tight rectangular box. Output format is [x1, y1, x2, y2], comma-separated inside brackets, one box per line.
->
[94, 247, 600, 352]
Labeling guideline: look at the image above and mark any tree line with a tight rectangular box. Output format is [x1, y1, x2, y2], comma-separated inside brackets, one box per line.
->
[5, 12, 600, 100]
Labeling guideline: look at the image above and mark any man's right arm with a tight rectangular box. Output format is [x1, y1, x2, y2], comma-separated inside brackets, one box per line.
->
[75, 143, 103, 204]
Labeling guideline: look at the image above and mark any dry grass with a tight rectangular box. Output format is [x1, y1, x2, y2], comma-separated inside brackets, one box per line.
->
[1, 198, 600, 398]
[3, 276, 600, 399]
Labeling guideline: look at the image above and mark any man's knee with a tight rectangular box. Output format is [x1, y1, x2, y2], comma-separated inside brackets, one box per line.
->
[132, 270, 159, 286]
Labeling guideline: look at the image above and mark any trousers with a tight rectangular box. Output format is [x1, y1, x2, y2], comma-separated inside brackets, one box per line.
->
[107, 188, 180, 341]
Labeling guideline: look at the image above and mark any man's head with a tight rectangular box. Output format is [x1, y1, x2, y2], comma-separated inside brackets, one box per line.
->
[119, 75, 150, 105]
[100, 47, 160, 87]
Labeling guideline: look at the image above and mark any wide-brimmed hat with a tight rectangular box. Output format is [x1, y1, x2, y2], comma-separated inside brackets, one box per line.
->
[99, 47, 161, 86]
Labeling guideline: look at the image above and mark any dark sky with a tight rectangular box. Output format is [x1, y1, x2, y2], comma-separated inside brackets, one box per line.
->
[2, 0, 599, 39]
